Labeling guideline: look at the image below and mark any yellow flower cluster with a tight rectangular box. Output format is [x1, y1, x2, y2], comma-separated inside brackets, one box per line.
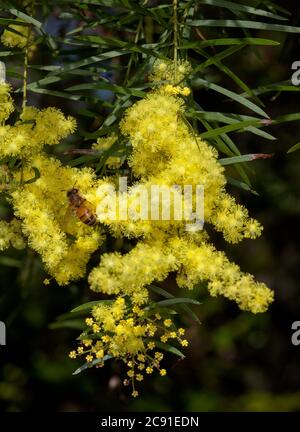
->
[164, 84, 191, 96]
[150, 59, 191, 83]
[0, 106, 76, 157]
[0, 218, 25, 251]
[92, 133, 123, 169]
[86, 66, 273, 313]
[0, 58, 274, 394]
[0, 83, 104, 284]
[11, 155, 103, 284]
[0, 83, 14, 123]
[1, 24, 31, 49]
[89, 239, 178, 304]
[69, 297, 188, 396]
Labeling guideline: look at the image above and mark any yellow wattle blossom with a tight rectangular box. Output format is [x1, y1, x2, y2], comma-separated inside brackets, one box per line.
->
[1, 24, 31, 49]
[10, 154, 104, 284]
[89, 240, 178, 304]
[0, 83, 14, 123]
[0, 84, 103, 285]
[0, 58, 274, 396]
[0, 218, 25, 251]
[70, 296, 186, 395]
[150, 59, 191, 83]
[92, 133, 123, 169]
[0, 106, 76, 158]
[86, 70, 273, 313]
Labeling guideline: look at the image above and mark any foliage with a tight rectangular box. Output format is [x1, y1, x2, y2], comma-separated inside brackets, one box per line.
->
[0, 0, 300, 405]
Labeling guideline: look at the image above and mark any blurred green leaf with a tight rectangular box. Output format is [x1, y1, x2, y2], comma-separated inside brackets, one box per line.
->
[187, 19, 300, 33]
[72, 355, 112, 376]
[154, 341, 185, 359]
[287, 143, 300, 154]
[71, 300, 113, 313]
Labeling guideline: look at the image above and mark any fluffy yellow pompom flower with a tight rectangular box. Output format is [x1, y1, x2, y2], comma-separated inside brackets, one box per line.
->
[86, 63, 273, 314]
[0, 106, 76, 158]
[0, 83, 14, 123]
[92, 133, 123, 169]
[0, 218, 26, 251]
[1, 24, 31, 49]
[11, 154, 104, 284]
[0, 85, 103, 285]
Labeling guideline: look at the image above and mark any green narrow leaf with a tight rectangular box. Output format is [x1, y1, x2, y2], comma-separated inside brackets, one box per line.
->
[195, 78, 269, 118]
[49, 319, 85, 330]
[8, 8, 43, 29]
[187, 19, 300, 33]
[23, 167, 40, 185]
[150, 298, 201, 308]
[181, 38, 280, 48]
[199, 119, 262, 139]
[0, 257, 22, 268]
[72, 355, 112, 376]
[0, 18, 29, 26]
[26, 88, 83, 101]
[275, 113, 300, 124]
[287, 143, 300, 154]
[154, 341, 185, 359]
[71, 300, 113, 313]
[199, 0, 288, 21]
[66, 82, 145, 98]
[47, 50, 131, 76]
[228, 177, 258, 195]
[219, 153, 273, 166]
[187, 110, 276, 141]
[148, 284, 201, 324]
[191, 45, 246, 75]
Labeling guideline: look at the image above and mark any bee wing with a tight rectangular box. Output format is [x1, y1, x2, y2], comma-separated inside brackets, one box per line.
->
[84, 200, 96, 213]
[60, 204, 78, 233]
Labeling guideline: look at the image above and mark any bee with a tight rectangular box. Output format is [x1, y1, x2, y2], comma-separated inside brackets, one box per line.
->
[67, 188, 97, 226]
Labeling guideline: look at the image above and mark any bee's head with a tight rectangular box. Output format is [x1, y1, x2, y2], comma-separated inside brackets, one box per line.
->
[67, 188, 78, 197]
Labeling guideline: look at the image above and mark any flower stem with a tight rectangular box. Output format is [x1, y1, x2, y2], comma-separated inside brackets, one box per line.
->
[173, 0, 178, 83]
[22, 27, 31, 112]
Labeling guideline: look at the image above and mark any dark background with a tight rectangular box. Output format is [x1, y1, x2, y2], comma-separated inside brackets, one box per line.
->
[1, 0, 300, 411]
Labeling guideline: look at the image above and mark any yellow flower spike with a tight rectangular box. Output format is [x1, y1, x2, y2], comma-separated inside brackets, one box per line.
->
[1, 23, 32, 49]
[160, 369, 167, 376]
[0, 83, 14, 123]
